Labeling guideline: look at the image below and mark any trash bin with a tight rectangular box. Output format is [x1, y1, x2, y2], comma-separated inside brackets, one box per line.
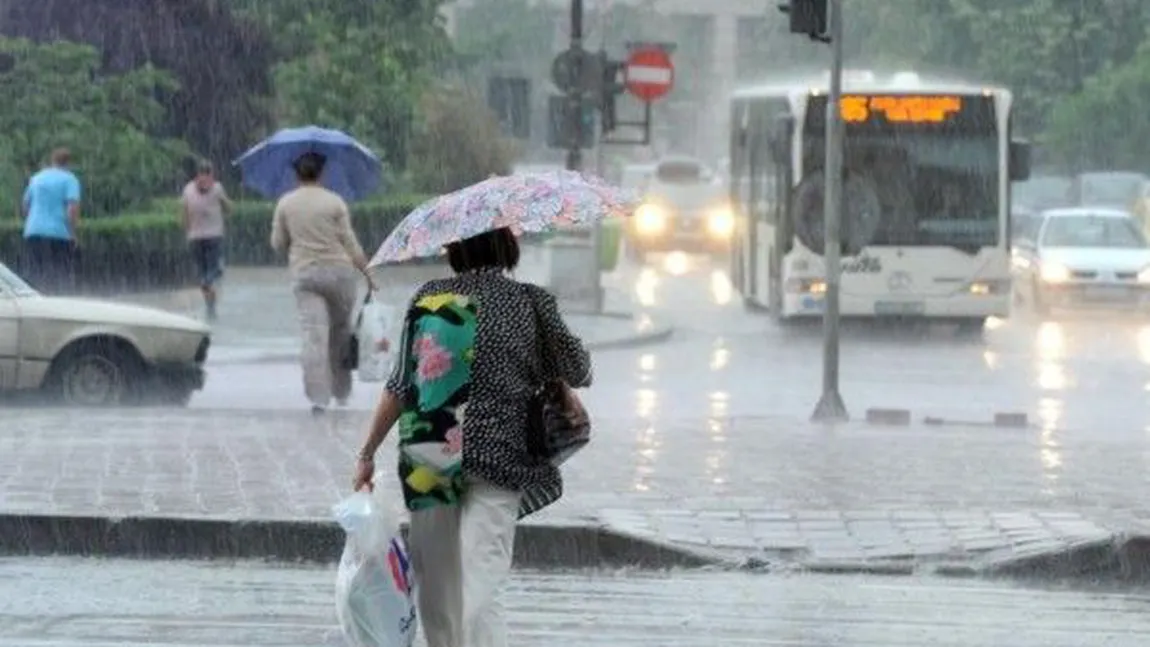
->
[598, 219, 622, 272]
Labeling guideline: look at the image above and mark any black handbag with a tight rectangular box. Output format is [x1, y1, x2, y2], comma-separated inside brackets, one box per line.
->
[341, 292, 372, 372]
[527, 380, 590, 465]
[525, 291, 591, 465]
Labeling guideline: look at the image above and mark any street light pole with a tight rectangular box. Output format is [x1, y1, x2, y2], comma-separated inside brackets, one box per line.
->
[811, 0, 848, 423]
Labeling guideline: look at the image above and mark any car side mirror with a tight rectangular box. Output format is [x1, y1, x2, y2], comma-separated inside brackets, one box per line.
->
[1009, 140, 1031, 182]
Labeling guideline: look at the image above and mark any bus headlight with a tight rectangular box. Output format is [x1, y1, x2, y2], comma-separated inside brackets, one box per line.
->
[1138, 267, 1150, 283]
[969, 280, 1009, 295]
[634, 204, 667, 235]
[1040, 262, 1071, 283]
[706, 207, 735, 238]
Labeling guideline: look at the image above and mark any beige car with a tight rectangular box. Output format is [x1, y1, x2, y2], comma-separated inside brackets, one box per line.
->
[0, 262, 210, 406]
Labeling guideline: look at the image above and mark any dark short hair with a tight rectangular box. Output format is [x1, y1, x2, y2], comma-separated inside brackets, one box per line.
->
[51, 147, 71, 166]
[446, 227, 520, 273]
[196, 160, 214, 176]
[293, 152, 326, 182]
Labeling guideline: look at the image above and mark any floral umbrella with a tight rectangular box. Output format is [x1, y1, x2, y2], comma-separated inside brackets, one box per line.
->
[369, 170, 639, 266]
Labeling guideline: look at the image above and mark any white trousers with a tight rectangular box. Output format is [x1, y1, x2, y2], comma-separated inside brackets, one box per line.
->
[408, 480, 520, 647]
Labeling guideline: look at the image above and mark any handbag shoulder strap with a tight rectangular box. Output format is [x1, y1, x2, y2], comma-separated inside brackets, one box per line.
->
[523, 283, 558, 384]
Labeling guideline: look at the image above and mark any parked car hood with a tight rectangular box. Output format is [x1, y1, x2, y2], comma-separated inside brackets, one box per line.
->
[1041, 247, 1150, 272]
[15, 296, 209, 334]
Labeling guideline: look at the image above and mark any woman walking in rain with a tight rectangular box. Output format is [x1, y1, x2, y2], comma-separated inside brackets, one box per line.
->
[271, 152, 375, 414]
[352, 227, 592, 647]
[182, 161, 232, 321]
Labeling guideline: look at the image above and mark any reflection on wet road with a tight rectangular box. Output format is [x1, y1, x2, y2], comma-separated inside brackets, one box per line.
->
[198, 253, 1150, 438]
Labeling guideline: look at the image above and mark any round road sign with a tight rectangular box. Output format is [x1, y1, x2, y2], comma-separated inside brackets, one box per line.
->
[624, 47, 674, 102]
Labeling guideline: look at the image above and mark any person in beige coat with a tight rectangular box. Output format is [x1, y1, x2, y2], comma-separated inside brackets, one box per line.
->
[271, 152, 375, 414]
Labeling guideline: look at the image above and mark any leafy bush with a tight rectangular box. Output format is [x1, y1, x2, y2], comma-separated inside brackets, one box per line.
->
[409, 84, 516, 195]
[0, 195, 427, 292]
[0, 38, 189, 218]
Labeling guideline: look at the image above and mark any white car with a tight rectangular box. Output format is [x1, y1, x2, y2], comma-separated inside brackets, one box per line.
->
[625, 156, 734, 257]
[0, 263, 210, 406]
[1012, 207, 1150, 313]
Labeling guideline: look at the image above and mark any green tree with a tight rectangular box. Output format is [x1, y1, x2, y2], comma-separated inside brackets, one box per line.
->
[0, 38, 187, 217]
[409, 84, 515, 194]
[1045, 44, 1150, 172]
[234, 0, 451, 171]
[850, 0, 1150, 135]
[1, 0, 278, 183]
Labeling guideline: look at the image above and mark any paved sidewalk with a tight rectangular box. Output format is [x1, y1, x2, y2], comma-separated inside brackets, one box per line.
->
[2, 408, 1148, 573]
[4, 557, 1150, 646]
[121, 254, 668, 364]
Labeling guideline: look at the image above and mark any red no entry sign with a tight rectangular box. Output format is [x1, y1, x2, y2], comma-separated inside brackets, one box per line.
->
[625, 47, 674, 102]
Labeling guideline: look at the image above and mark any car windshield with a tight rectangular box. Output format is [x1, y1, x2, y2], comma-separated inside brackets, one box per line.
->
[655, 160, 706, 184]
[0, 263, 38, 296]
[1077, 173, 1144, 206]
[1041, 215, 1147, 249]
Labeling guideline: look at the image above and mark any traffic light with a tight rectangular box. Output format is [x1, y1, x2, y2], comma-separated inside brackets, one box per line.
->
[547, 95, 595, 149]
[599, 58, 626, 133]
[778, 0, 829, 42]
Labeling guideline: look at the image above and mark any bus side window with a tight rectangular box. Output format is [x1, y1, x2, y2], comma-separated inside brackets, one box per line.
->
[748, 116, 776, 224]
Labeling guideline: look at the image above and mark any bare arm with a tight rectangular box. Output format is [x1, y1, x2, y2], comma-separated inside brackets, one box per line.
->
[181, 199, 191, 235]
[335, 201, 368, 269]
[65, 175, 81, 238]
[217, 184, 233, 215]
[353, 308, 412, 489]
[335, 201, 375, 288]
[67, 201, 80, 238]
[358, 391, 401, 459]
[270, 202, 288, 252]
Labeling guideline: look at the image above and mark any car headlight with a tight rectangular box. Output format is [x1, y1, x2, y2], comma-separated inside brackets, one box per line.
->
[1040, 262, 1071, 283]
[706, 207, 735, 238]
[634, 204, 667, 235]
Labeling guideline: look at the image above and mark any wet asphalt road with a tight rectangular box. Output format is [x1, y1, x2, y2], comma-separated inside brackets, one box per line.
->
[195, 251, 1150, 439]
[3, 557, 1150, 646]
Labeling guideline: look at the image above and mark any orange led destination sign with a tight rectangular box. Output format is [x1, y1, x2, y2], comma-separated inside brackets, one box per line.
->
[840, 95, 963, 124]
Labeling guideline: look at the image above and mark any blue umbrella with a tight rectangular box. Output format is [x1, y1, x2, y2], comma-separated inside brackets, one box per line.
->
[234, 125, 383, 201]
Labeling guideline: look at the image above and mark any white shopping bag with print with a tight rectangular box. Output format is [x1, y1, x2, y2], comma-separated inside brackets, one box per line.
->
[333, 490, 418, 647]
[357, 295, 398, 383]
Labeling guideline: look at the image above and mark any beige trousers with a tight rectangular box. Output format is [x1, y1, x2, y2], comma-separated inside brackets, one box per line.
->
[407, 480, 521, 647]
[292, 264, 358, 407]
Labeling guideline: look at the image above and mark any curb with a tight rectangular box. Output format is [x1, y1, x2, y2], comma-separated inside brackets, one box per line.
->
[4, 512, 1146, 581]
[976, 532, 1150, 582]
[0, 514, 717, 570]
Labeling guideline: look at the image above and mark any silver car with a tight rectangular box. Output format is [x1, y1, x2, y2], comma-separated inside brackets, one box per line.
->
[1012, 207, 1150, 313]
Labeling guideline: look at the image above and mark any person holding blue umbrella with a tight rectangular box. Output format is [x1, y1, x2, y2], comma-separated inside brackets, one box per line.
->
[235, 125, 384, 202]
[271, 152, 376, 414]
[238, 125, 382, 413]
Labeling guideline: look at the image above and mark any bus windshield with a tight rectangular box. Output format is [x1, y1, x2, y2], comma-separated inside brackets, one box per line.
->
[804, 94, 1000, 250]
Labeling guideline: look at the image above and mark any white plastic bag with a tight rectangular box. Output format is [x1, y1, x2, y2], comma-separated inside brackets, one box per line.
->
[333, 491, 418, 647]
[357, 296, 397, 383]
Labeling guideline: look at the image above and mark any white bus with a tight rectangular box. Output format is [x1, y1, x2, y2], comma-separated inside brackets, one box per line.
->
[728, 71, 1031, 332]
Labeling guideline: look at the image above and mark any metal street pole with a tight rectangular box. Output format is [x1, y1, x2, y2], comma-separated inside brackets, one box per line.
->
[566, 0, 584, 173]
[811, 0, 848, 423]
[589, 0, 608, 314]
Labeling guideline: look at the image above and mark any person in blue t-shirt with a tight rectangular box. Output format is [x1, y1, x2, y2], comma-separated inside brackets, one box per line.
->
[21, 148, 82, 293]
